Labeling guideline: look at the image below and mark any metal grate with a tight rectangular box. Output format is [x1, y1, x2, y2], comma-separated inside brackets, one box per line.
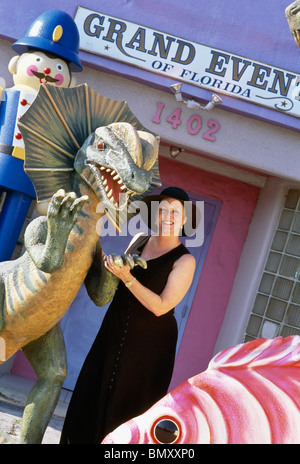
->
[244, 189, 300, 341]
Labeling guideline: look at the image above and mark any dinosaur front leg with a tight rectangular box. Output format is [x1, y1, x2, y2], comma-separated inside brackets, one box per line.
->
[84, 241, 119, 306]
[85, 247, 147, 307]
[25, 189, 88, 273]
[20, 324, 67, 444]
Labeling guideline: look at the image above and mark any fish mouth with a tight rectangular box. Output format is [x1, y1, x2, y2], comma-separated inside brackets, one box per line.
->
[87, 161, 132, 209]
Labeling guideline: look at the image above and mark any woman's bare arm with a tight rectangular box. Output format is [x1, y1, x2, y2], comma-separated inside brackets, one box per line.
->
[105, 253, 196, 317]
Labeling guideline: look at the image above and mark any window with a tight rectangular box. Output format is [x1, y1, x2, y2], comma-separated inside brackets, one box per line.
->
[244, 189, 300, 341]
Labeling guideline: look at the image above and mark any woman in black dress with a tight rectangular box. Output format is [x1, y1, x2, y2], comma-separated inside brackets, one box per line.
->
[60, 187, 197, 444]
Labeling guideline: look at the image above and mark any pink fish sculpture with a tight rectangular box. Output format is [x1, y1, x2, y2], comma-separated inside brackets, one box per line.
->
[102, 336, 300, 444]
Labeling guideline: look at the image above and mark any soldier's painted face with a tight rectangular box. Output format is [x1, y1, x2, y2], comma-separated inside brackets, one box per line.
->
[10, 51, 72, 90]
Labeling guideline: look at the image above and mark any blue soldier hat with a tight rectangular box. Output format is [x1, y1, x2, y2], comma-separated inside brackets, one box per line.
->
[12, 9, 82, 72]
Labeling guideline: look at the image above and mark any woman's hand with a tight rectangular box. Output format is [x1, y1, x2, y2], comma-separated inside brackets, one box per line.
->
[105, 252, 196, 317]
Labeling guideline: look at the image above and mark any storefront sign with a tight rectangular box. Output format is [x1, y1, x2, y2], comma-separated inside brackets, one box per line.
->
[74, 6, 300, 118]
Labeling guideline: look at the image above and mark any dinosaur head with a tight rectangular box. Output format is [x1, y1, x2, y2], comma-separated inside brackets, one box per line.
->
[74, 122, 159, 210]
[286, 0, 300, 47]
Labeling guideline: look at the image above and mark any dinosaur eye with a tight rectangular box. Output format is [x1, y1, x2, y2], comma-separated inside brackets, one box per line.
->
[97, 140, 105, 150]
[151, 416, 181, 444]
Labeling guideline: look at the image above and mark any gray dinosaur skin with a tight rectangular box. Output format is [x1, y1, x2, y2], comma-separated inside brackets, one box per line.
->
[0, 123, 154, 443]
[286, 0, 300, 47]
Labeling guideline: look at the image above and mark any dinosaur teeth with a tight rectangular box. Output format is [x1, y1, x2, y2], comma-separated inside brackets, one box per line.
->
[92, 163, 129, 207]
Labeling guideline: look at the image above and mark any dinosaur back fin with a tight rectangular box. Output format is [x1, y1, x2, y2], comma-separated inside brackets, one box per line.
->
[19, 84, 161, 212]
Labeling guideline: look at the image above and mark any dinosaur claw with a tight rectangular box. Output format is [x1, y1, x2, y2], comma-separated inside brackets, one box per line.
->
[111, 254, 124, 268]
[121, 254, 135, 269]
[47, 190, 89, 238]
[70, 195, 89, 211]
[53, 189, 66, 198]
[132, 254, 147, 269]
[106, 253, 147, 269]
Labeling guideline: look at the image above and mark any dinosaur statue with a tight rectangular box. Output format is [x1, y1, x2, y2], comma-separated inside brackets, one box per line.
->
[286, 0, 300, 47]
[0, 85, 160, 443]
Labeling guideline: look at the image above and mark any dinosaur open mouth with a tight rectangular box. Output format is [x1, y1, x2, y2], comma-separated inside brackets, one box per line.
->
[88, 162, 131, 209]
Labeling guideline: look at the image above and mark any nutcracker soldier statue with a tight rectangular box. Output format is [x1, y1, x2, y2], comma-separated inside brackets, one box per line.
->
[0, 9, 82, 261]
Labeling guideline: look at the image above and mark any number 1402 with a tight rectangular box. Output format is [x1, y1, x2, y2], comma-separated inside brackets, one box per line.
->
[152, 102, 220, 141]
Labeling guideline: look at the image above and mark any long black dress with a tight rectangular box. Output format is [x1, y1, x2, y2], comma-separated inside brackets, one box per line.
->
[60, 234, 190, 444]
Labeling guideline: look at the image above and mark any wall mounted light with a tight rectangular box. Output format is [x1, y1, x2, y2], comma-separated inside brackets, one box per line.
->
[170, 146, 185, 159]
[170, 83, 222, 110]
[170, 83, 184, 102]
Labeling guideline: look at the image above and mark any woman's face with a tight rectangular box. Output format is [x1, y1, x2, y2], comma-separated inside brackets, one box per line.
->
[156, 198, 187, 236]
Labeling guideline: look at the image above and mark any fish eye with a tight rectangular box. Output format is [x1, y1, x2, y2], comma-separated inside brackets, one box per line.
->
[151, 416, 181, 444]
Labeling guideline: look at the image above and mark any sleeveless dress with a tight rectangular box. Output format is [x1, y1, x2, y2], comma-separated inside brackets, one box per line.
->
[60, 234, 190, 444]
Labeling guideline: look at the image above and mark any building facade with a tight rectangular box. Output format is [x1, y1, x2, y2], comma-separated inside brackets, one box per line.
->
[0, 0, 299, 393]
